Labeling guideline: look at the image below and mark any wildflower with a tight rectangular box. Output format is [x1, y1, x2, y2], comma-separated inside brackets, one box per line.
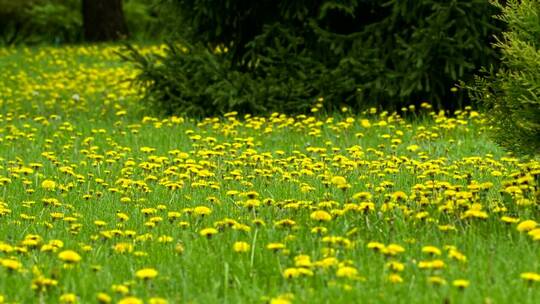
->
[270, 293, 294, 304]
[421, 246, 441, 256]
[59, 293, 77, 303]
[149, 297, 168, 304]
[118, 297, 143, 304]
[388, 274, 403, 283]
[58, 250, 81, 264]
[520, 272, 540, 283]
[418, 260, 445, 270]
[452, 279, 470, 289]
[336, 266, 359, 279]
[310, 210, 332, 222]
[233, 241, 250, 253]
[448, 249, 467, 263]
[383, 244, 405, 256]
[111, 284, 129, 295]
[501, 216, 519, 224]
[367, 242, 385, 252]
[1, 259, 22, 271]
[330, 176, 350, 189]
[282, 268, 300, 279]
[517, 220, 537, 232]
[194, 206, 212, 216]
[97, 293, 112, 303]
[41, 180, 56, 191]
[199, 228, 218, 238]
[428, 276, 447, 286]
[135, 268, 158, 280]
[386, 261, 405, 272]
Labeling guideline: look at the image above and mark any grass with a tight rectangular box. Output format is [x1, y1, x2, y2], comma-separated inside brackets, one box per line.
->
[0, 44, 538, 304]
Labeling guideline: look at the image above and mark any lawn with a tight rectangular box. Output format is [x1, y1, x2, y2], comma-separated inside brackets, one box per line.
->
[0, 45, 538, 304]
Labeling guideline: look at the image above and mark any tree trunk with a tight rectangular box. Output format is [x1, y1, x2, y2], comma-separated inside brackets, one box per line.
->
[82, 0, 128, 42]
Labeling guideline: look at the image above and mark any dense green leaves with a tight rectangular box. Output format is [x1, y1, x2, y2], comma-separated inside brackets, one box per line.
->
[468, 0, 540, 156]
[0, 0, 173, 45]
[126, 0, 503, 116]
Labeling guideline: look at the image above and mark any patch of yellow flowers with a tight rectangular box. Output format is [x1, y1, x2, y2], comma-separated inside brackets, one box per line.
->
[0, 44, 537, 303]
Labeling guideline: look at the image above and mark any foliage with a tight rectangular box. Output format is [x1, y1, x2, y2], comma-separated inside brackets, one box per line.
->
[0, 0, 173, 45]
[467, 0, 540, 156]
[127, 0, 503, 116]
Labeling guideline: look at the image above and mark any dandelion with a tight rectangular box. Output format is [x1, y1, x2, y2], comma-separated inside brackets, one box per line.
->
[118, 297, 143, 304]
[135, 268, 158, 280]
[452, 279, 470, 289]
[520, 272, 540, 283]
[149, 297, 168, 304]
[58, 250, 81, 264]
[422, 246, 441, 256]
[59, 293, 77, 303]
[233, 241, 250, 253]
[383, 244, 405, 256]
[336, 266, 359, 279]
[367, 242, 385, 252]
[97, 293, 112, 303]
[428, 276, 447, 286]
[517, 220, 537, 232]
[282, 268, 300, 279]
[386, 261, 405, 272]
[41, 180, 56, 191]
[194, 206, 212, 216]
[310, 210, 332, 222]
[199, 228, 218, 238]
[388, 274, 403, 283]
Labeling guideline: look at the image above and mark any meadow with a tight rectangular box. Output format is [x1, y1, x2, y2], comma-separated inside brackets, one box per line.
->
[0, 45, 538, 304]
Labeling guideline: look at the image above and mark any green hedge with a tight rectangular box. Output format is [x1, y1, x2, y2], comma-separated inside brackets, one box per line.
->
[126, 0, 503, 116]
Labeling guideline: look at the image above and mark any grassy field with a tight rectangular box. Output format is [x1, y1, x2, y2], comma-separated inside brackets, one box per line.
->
[0, 45, 538, 304]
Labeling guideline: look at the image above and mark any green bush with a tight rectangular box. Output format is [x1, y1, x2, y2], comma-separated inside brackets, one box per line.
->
[468, 0, 540, 156]
[126, 0, 503, 116]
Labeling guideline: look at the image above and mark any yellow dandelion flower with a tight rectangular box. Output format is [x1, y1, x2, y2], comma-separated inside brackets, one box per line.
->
[282, 268, 301, 279]
[383, 244, 405, 256]
[336, 266, 359, 279]
[194, 206, 212, 216]
[118, 297, 143, 304]
[149, 297, 168, 304]
[1, 259, 22, 271]
[97, 293, 112, 303]
[233, 241, 250, 253]
[452, 279, 470, 289]
[520, 272, 540, 283]
[386, 261, 405, 272]
[388, 273, 403, 283]
[367, 241, 385, 251]
[59, 293, 77, 303]
[517, 220, 537, 232]
[58, 250, 81, 264]
[41, 180, 56, 191]
[421, 246, 441, 256]
[135, 268, 158, 280]
[199, 228, 218, 238]
[310, 210, 332, 222]
[428, 276, 447, 286]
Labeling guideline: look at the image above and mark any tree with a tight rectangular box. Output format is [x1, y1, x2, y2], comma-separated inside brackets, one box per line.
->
[125, 0, 503, 116]
[82, 0, 128, 41]
[468, 0, 540, 156]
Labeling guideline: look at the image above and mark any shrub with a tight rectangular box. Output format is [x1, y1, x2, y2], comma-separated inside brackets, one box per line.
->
[126, 0, 503, 116]
[467, 0, 540, 156]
